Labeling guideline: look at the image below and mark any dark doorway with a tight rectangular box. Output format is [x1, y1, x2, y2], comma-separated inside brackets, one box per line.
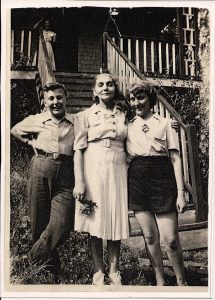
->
[53, 8, 79, 72]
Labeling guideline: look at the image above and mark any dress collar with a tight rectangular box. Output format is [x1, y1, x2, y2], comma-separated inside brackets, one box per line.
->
[91, 103, 122, 115]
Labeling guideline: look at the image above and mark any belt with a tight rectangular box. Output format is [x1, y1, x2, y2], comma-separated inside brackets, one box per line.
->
[88, 138, 124, 149]
[36, 149, 73, 160]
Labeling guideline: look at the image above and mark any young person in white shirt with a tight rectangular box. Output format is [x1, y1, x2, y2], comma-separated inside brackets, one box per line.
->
[126, 80, 187, 286]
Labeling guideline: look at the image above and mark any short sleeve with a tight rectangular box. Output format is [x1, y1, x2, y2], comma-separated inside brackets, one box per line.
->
[11, 114, 41, 134]
[73, 111, 89, 150]
[166, 119, 179, 151]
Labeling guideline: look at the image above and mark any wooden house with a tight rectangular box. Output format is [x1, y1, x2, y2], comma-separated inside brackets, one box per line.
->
[10, 6, 208, 250]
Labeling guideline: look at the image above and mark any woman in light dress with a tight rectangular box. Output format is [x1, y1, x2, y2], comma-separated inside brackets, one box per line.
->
[73, 73, 129, 286]
[42, 20, 56, 70]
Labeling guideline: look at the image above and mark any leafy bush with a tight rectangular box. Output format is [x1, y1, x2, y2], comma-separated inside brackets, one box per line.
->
[11, 80, 40, 128]
[158, 84, 209, 209]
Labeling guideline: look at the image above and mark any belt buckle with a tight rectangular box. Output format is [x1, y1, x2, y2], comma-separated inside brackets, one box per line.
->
[53, 153, 60, 160]
[103, 138, 111, 148]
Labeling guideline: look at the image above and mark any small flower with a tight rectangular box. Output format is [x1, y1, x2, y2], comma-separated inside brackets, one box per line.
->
[79, 199, 97, 216]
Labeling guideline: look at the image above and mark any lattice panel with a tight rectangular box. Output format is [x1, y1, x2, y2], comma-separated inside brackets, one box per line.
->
[182, 7, 196, 76]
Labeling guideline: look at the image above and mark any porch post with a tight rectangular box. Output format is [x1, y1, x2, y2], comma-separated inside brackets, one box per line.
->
[176, 8, 184, 78]
[102, 32, 108, 72]
[193, 8, 200, 77]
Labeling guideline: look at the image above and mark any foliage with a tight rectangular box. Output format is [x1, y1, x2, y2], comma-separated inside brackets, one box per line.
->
[11, 49, 34, 71]
[11, 80, 40, 128]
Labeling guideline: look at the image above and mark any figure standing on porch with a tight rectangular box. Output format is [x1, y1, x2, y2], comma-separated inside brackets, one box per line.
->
[126, 80, 188, 286]
[11, 82, 75, 280]
[40, 20, 56, 70]
[73, 73, 129, 286]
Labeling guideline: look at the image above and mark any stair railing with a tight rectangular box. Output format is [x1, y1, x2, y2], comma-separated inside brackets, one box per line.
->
[34, 29, 56, 110]
[110, 34, 180, 78]
[103, 32, 205, 222]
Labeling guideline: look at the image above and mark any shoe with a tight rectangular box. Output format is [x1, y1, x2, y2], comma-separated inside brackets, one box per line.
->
[178, 281, 188, 286]
[109, 271, 122, 285]
[92, 271, 105, 286]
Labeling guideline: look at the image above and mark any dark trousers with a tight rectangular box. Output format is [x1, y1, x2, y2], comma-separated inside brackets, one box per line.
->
[27, 155, 75, 271]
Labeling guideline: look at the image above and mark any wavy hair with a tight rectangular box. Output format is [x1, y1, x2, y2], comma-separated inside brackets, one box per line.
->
[126, 80, 157, 108]
[43, 81, 67, 97]
[92, 73, 122, 103]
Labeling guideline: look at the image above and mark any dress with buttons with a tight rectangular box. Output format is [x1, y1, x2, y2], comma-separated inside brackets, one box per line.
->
[74, 103, 129, 241]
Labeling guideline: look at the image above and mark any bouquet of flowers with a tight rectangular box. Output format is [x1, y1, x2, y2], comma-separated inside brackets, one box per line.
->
[79, 199, 97, 216]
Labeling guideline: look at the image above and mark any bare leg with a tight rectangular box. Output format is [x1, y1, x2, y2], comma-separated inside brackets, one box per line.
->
[156, 212, 187, 285]
[91, 236, 104, 273]
[107, 240, 121, 274]
[135, 211, 166, 286]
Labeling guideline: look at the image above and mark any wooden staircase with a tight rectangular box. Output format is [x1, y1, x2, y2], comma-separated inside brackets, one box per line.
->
[55, 72, 97, 113]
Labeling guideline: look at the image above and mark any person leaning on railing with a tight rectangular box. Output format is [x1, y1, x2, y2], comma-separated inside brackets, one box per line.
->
[11, 82, 75, 281]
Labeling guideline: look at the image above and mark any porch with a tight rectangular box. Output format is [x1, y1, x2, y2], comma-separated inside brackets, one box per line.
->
[11, 7, 199, 80]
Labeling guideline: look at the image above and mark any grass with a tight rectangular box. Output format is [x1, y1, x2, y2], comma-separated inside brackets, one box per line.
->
[9, 141, 208, 286]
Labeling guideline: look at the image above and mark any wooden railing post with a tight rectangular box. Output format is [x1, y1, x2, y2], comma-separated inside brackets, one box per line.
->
[186, 125, 205, 222]
[176, 8, 184, 78]
[102, 32, 108, 72]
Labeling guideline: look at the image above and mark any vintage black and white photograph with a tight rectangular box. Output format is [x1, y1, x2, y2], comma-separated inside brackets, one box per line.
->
[1, 0, 213, 297]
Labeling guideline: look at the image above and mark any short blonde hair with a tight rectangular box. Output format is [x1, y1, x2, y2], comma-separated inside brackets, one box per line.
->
[126, 80, 157, 108]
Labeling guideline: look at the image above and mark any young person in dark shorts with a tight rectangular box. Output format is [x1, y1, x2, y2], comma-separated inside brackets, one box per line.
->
[126, 80, 188, 286]
[11, 82, 75, 277]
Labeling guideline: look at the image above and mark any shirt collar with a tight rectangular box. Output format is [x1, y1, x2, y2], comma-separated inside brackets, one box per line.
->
[129, 112, 161, 123]
[91, 103, 122, 115]
[41, 109, 73, 124]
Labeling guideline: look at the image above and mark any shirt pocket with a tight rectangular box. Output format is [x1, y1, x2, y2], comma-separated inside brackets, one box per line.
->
[153, 129, 166, 149]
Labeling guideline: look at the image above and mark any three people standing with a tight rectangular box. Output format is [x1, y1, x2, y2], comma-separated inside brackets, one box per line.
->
[11, 74, 187, 286]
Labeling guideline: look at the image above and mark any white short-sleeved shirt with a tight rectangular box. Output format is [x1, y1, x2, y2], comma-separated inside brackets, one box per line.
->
[74, 103, 127, 150]
[126, 113, 179, 157]
[11, 110, 75, 155]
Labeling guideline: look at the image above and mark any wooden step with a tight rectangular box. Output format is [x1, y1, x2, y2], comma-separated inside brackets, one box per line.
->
[59, 78, 94, 86]
[55, 72, 95, 105]
[55, 72, 97, 79]
[67, 106, 89, 114]
[129, 209, 207, 237]
[67, 99, 93, 107]
[67, 91, 92, 99]
[123, 227, 208, 251]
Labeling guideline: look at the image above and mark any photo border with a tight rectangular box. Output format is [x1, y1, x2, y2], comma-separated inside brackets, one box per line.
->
[1, 0, 214, 299]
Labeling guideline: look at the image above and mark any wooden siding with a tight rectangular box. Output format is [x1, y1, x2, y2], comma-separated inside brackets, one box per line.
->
[78, 38, 102, 73]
